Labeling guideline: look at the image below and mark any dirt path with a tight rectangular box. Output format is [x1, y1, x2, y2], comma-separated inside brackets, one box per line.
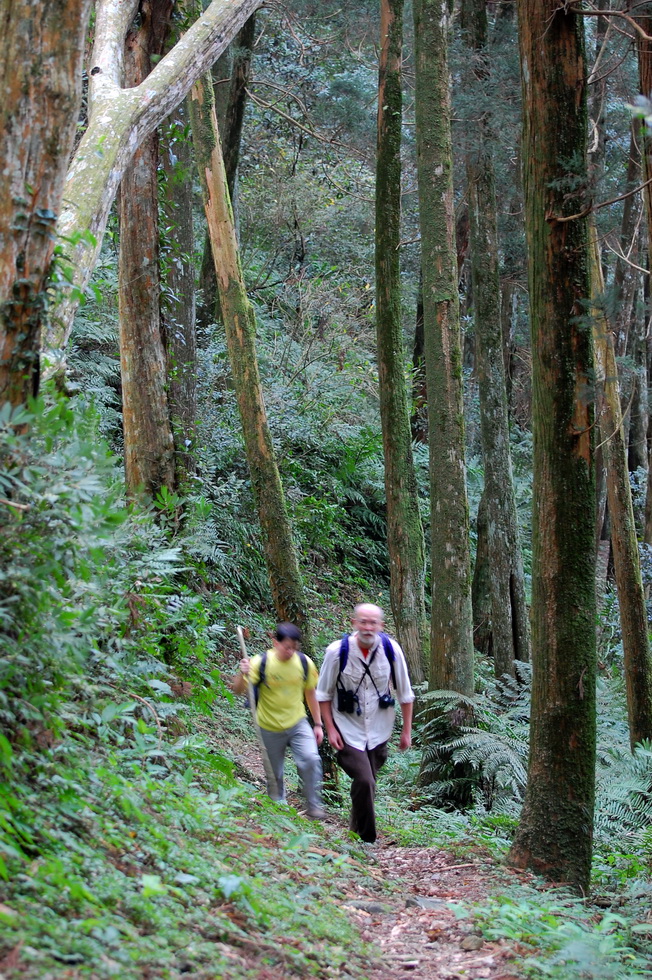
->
[223, 730, 527, 979]
[339, 844, 524, 980]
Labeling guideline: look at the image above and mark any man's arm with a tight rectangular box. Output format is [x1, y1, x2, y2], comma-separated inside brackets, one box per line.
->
[231, 657, 250, 695]
[320, 700, 344, 750]
[304, 688, 324, 746]
[398, 699, 413, 751]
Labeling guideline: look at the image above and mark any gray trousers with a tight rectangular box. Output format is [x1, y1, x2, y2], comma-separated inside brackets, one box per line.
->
[259, 718, 323, 812]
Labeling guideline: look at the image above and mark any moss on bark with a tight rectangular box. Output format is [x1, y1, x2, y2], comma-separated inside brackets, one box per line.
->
[412, 0, 474, 697]
[375, 0, 426, 683]
[189, 70, 313, 653]
[507, 0, 596, 893]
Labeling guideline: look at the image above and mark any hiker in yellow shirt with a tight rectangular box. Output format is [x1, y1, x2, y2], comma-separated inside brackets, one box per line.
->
[233, 623, 325, 819]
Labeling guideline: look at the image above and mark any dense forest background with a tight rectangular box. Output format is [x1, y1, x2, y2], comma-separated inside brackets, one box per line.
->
[3, 0, 652, 977]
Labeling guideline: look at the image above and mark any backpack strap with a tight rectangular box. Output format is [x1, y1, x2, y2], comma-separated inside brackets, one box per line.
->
[255, 650, 309, 704]
[380, 633, 397, 690]
[253, 650, 268, 706]
[338, 633, 397, 690]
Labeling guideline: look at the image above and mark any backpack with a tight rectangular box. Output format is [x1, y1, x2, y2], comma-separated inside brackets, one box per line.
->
[337, 632, 397, 690]
[253, 649, 309, 706]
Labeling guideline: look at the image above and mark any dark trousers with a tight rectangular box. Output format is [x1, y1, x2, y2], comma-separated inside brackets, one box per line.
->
[337, 740, 389, 843]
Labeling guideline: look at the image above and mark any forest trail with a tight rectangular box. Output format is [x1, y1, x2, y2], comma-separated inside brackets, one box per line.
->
[342, 844, 523, 980]
[224, 728, 527, 979]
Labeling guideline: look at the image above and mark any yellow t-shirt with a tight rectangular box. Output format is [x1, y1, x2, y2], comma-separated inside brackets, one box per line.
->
[248, 649, 318, 732]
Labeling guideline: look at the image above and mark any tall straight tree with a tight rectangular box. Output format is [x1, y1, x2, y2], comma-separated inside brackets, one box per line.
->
[590, 226, 652, 750]
[118, 0, 176, 499]
[461, 0, 530, 677]
[161, 99, 197, 480]
[508, 0, 596, 893]
[412, 0, 474, 697]
[189, 66, 313, 653]
[375, 0, 426, 683]
[0, 0, 92, 405]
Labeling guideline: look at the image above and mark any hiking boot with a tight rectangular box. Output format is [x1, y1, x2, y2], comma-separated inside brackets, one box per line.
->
[307, 807, 327, 820]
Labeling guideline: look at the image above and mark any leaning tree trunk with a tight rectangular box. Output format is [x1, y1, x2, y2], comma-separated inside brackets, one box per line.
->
[189, 69, 313, 653]
[198, 13, 256, 329]
[507, 0, 596, 894]
[461, 0, 530, 678]
[0, 0, 92, 406]
[161, 98, 197, 481]
[118, 1, 176, 499]
[590, 225, 652, 749]
[413, 0, 474, 697]
[375, 0, 427, 683]
[43, 0, 262, 360]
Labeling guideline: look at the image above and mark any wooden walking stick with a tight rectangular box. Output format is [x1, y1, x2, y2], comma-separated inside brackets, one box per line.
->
[237, 626, 279, 800]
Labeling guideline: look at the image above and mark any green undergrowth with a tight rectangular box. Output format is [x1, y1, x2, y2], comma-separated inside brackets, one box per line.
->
[0, 708, 382, 979]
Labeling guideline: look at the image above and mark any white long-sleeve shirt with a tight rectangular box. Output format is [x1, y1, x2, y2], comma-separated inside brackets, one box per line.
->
[316, 632, 414, 750]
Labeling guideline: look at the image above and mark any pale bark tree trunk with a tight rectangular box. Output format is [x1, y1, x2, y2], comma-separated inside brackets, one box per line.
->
[0, 0, 92, 405]
[461, 0, 530, 678]
[375, 0, 426, 683]
[507, 0, 596, 894]
[590, 226, 652, 749]
[44, 0, 262, 359]
[161, 99, 197, 481]
[413, 0, 475, 697]
[189, 69, 313, 653]
[118, 1, 176, 499]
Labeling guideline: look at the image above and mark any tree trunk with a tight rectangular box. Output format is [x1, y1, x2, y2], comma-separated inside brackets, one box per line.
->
[161, 98, 197, 480]
[461, 0, 530, 678]
[628, 312, 648, 474]
[189, 69, 313, 653]
[118, 2, 175, 499]
[612, 127, 641, 360]
[413, 0, 474, 697]
[0, 0, 92, 405]
[590, 226, 652, 749]
[471, 489, 492, 660]
[410, 270, 428, 443]
[197, 14, 256, 330]
[375, 0, 426, 683]
[507, 0, 596, 894]
[44, 0, 262, 358]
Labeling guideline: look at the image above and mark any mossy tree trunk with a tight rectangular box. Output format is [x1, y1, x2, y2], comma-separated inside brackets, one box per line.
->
[118, 1, 176, 500]
[590, 225, 652, 749]
[410, 270, 428, 444]
[0, 0, 92, 406]
[161, 98, 197, 481]
[44, 0, 262, 359]
[461, 0, 530, 678]
[413, 0, 474, 698]
[198, 13, 256, 329]
[507, 0, 596, 893]
[189, 69, 313, 653]
[634, 8, 652, 543]
[375, 0, 426, 683]
[471, 489, 492, 660]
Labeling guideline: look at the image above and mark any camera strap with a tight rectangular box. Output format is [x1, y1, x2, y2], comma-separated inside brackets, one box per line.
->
[337, 633, 397, 691]
[337, 644, 390, 701]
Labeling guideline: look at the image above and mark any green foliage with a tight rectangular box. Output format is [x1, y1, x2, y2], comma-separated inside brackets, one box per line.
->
[418, 665, 531, 810]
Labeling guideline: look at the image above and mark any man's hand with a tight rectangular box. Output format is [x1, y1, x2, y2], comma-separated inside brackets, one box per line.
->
[398, 730, 412, 751]
[313, 724, 324, 746]
[239, 658, 250, 675]
[326, 726, 344, 750]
